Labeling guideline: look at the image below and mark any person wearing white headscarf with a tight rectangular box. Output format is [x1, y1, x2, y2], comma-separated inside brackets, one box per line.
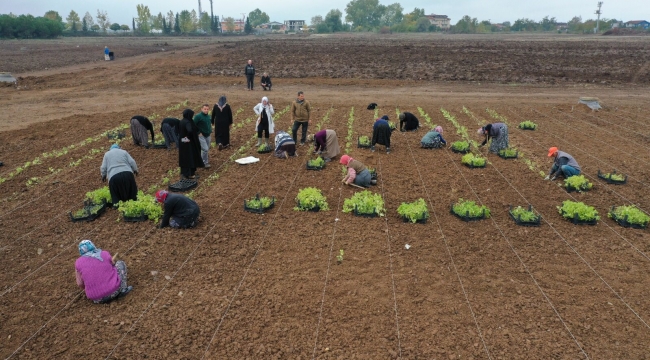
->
[254, 96, 275, 146]
[75, 240, 132, 304]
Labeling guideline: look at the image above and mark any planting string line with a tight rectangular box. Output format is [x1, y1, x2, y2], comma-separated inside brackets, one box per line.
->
[530, 108, 650, 170]
[311, 186, 343, 360]
[376, 157, 403, 358]
[0, 216, 110, 298]
[2, 204, 76, 248]
[4, 291, 83, 360]
[443, 148, 590, 358]
[589, 107, 650, 133]
[105, 154, 275, 360]
[553, 107, 650, 154]
[486, 155, 650, 332]
[508, 108, 650, 190]
[609, 108, 650, 128]
[400, 130, 492, 359]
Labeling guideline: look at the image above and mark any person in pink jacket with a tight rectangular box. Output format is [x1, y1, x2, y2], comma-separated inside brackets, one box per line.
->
[75, 240, 132, 304]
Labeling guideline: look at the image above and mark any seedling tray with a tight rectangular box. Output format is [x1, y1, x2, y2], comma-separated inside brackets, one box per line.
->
[450, 204, 488, 222]
[559, 209, 598, 225]
[123, 212, 148, 222]
[168, 179, 198, 192]
[508, 205, 541, 227]
[421, 143, 442, 149]
[257, 145, 272, 154]
[402, 215, 428, 224]
[609, 208, 648, 229]
[244, 196, 276, 214]
[296, 201, 321, 212]
[306, 162, 325, 171]
[565, 184, 591, 193]
[519, 126, 536, 131]
[357, 138, 372, 149]
[463, 162, 486, 169]
[597, 170, 627, 185]
[69, 203, 107, 223]
[498, 151, 518, 159]
[152, 143, 167, 149]
[353, 207, 379, 218]
[107, 131, 126, 140]
[369, 169, 378, 180]
[451, 147, 470, 154]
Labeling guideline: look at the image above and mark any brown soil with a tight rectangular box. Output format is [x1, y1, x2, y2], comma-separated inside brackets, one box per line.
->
[1, 34, 650, 359]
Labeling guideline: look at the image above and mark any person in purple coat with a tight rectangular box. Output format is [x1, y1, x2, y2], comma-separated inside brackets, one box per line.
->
[75, 240, 132, 304]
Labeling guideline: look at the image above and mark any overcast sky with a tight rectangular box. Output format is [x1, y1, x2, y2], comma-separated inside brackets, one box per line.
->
[4, 0, 647, 26]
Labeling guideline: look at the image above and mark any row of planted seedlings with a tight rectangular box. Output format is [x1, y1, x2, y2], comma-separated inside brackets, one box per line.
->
[305, 107, 335, 170]
[440, 107, 488, 169]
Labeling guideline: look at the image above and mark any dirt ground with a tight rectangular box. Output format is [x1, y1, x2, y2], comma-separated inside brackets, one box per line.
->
[1, 33, 650, 359]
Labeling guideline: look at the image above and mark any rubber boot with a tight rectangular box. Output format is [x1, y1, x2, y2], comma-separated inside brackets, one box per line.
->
[256, 138, 262, 146]
[264, 138, 269, 146]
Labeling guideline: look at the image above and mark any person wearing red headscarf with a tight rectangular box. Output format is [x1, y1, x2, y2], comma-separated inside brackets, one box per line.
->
[544, 147, 581, 181]
[340, 155, 375, 188]
[155, 190, 200, 229]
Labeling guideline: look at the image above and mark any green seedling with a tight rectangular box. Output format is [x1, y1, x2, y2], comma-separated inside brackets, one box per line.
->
[337, 249, 344, 263]
[558, 200, 599, 222]
[397, 198, 429, 223]
[343, 190, 385, 216]
[294, 187, 330, 211]
[452, 198, 491, 218]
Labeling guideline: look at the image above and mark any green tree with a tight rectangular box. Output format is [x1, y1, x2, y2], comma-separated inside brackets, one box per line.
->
[151, 12, 164, 30]
[540, 16, 557, 31]
[44, 10, 63, 23]
[311, 15, 323, 26]
[136, 4, 151, 33]
[162, 18, 169, 34]
[121, 24, 130, 31]
[178, 10, 193, 33]
[324, 9, 344, 32]
[453, 15, 478, 33]
[200, 12, 211, 32]
[223, 16, 235, 33]
[82, 17, 88, 32]
[380, 3, 403, 27]
[166, 11, 175, 31]
[410, 7, 425, 19]
[90, 24, 100, 32]
[345, 0, 385, 29]
[96, 10, 110, 33]
[248, 8, 269, 28]
[66, 10, 81, 31]
[110, 23, 120, 31]
[190, 10, 199, 32]
[415, 17, 430, 32]
[132, 18, 136, 32]
[83, 12, 94, 29]
[568, 16, 582, 32]
[244, 17, 252, 34]
[174, 13, 181, 34]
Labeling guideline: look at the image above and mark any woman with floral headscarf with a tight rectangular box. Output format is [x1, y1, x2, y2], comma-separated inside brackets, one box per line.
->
[178, 108, 204, 179]
[421, 126, 447, 149]
[254, 96, 275, 147]
[340, 155, 376, 188]
[75, 240, 132, 304]
[477, 122, 509, 153]
[155, 190, 200, 229]
[211, 95, 233, 150]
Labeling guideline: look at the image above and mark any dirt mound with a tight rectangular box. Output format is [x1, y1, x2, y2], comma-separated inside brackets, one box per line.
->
[603, 28, 649, 36]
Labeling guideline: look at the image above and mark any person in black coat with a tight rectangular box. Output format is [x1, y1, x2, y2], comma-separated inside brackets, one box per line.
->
[155, 190, 200, 229]
[244, 59, 255, 91]
[398, 112, 419, 132]
[160, 117, 180, 150]
[261, 72, 272, 91]
[211, 96, 233, 150]
[178, 109, 204, 179]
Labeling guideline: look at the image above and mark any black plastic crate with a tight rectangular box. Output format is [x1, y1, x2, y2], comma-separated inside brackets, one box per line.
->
[244, 195, 276, 214]
[508, 205, 541, 227]
[257, 145, 272, 154]
[357, 137, 372, 149]
[169, 179, 198, 192]
[401, 214, 428, 224]
[353, 206, 379, 218]
[609, 207, 648, 229]
[69, 203, 107, 222]
[295, 200, 321, 212]
[306, 161, 325, 171]
[152, 143, 167, 149]
[565, 183, 592, 193]
[559, 209, 598, 225]
[463, 162, 486, 169]
[107, 131, 126, 140]
[597, 170, 627, 185]
[451, 147, 470, 154]
[450, 203, 488, 222]
[498, 150, 518, 159]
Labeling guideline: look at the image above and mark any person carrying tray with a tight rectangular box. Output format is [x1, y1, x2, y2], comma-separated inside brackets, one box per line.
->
[155, 190, 200, 229]
[545, 147, 581, 180]
[75, 240, 132, 304]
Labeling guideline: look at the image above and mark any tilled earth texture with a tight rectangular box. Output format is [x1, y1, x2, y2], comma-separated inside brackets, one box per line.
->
[1, 33, 650, 359]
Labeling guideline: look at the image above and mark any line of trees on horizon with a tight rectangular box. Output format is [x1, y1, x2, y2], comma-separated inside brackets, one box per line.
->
[0, 0, 644, 39]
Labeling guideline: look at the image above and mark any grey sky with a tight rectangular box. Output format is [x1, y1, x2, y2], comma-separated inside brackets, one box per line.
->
[4, 0, 647, 26]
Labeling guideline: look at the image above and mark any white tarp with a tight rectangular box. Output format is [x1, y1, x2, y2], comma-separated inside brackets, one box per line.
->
[579, 97, 602, 110]
[235, 156, 260, 165]
[0, 73, 16, 83]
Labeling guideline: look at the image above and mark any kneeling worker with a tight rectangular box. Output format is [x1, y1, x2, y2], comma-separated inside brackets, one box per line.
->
[155, 190, 200, 229]
[340, 154, 376, 188]
[545, 147, 581, 180]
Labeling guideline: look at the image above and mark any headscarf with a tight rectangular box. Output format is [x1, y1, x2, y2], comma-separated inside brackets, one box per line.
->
[261, 96, 269, 108]
[78, 240, 103, 261]
[434, 126, 443, 134]
[548, 147, 558, 157]
[339, 154, 352, 166]
[217, 96, 227, 110]
[399, 113, 405, 121]
[182, 108, 195, 120]
[477, 127, 485, 135]
[155, 190, 168, 203]
[381, 115, 389, 120]
[110, 144, 120, 150]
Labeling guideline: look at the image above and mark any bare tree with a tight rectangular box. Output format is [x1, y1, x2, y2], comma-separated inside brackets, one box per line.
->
[96, 10, 110, 33]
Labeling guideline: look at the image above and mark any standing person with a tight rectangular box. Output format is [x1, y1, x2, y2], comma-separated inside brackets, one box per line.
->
[399, 112, 420, 132]
[130, 115, 155, 148]
[545, 147, 581, 180]
[244, 59, 255, 91]
[211, 96, 233, 150]
[100, 144, 138, 205]
[155, 190, 200, 229]
[371, 115, 392, 154]
[261, 72, 272, 91]
[75, 240, 132, 304]
[104, 46, 110, 61]
[477, 122, 509, 153]
[193, 104, 212, 168]
[274, 130, 297, 158]
[254, 96, 275, 146]
[178, 109, 204, 179]
[160, 117, 180, 150]
[310, 129, 340, 162]
[420, 126, 447, 148]
[340, 154, 376, 188]
[290, 91, 312, 146]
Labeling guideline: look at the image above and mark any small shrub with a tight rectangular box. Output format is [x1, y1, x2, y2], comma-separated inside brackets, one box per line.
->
[245, 196, 274, 209]
[601, 172, 625, 182]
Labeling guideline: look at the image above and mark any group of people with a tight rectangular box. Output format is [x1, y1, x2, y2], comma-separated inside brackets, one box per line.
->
[244, 59, 272, 91]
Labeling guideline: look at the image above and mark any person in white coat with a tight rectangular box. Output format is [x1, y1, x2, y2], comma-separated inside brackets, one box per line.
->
[254, 96, 275, 146]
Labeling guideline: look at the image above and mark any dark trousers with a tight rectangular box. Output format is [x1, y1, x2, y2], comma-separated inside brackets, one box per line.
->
[292, 121, 309, 144]
[246, 75, 254, 90]
[108, 171, 138, 205]
[257, 120, 269, 139]
[181, 167, 196, 178]
[261, 84, 272, 90]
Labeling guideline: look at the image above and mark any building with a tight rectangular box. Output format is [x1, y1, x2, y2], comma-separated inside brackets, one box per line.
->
[625, 20, 650, 29]
[425, 14, 451, 30]
[284, 20, 306, 32]
[256, 21, 285, 34]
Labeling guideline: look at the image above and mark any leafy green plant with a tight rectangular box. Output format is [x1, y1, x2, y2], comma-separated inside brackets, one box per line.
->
[343, 190, 385, 216]
[608, 205, 649, 227]
[294, 187, 330, 211]
[498, 148, 518, 157]
[461, 153, 486, 167]
[337, 249, 344, 263]
[564, 175, 593, 192]
[245, 195, 274, 209]
[557, 200, 599, 221]
[452, 198, 491, 218]
[26, 177, 39, 186]
[519, 121, 537, 130]
[72, 204, 104, 219]
[86, 186, 112, 205]
[397, 198, 429, 223]
[257, 143, 271, 152]
[510, 206, 539, 222]
[117, 191, 163, 221]
[359, 135, 371, 146]
[307, 156, 326, 168]
[601, 172, 625, 182]
[387, 121, 397, 131]
[451, 141, 470, 152]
